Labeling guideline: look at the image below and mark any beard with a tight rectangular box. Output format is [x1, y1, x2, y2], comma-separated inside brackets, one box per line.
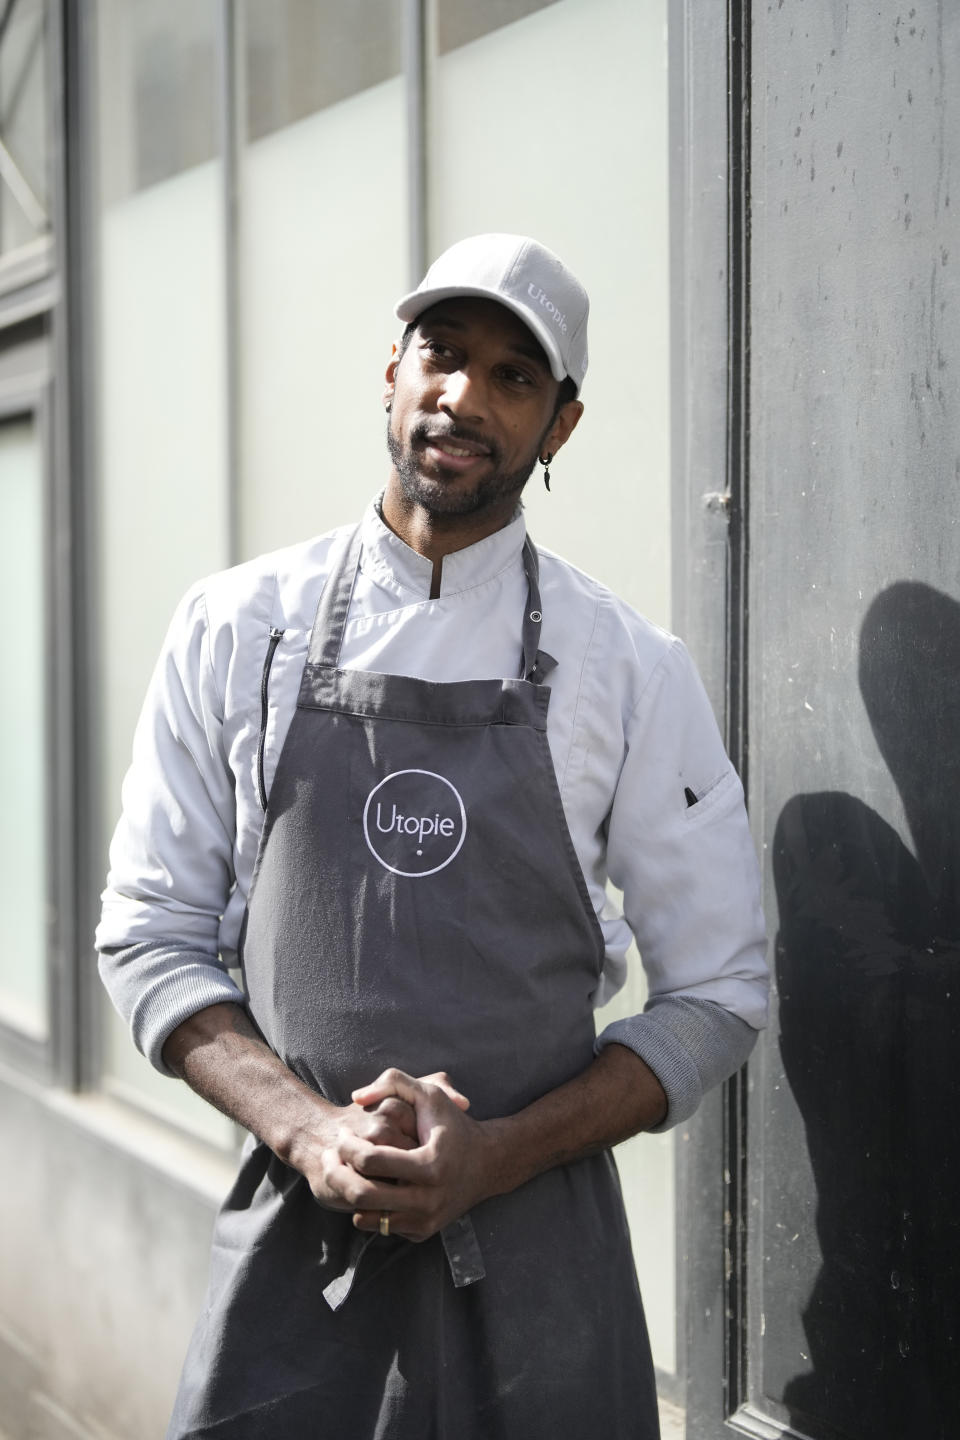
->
[386, 415, 544, 519]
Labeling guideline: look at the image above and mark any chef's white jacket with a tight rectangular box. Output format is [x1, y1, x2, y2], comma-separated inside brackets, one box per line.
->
[97, 501, 768, 1129]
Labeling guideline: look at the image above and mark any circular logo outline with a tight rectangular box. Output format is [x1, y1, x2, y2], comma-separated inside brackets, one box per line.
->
[362, 768, 467, 878]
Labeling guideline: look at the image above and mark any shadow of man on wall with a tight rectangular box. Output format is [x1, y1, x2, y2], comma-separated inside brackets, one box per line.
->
[774, 581, 960, 1440]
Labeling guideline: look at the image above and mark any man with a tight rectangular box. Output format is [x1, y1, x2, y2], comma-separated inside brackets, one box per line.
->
[99, 234, 767, 1438]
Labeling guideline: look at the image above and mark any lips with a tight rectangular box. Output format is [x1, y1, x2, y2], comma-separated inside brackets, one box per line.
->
[421, 433, 491, 459]
[432, 439, 487, 458]
[412, 425, 497, 476]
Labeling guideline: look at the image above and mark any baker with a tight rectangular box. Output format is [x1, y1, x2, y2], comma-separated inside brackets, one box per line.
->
[98, 233, 767, 1438]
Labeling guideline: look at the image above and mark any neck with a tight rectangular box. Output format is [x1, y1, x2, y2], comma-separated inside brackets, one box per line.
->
[380, 476, 520, 599]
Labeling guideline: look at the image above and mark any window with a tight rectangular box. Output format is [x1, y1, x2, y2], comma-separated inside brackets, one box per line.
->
[0, 0, 50, 264]
[92, 0, 231, 1140]
[0, 403, 48, 1040]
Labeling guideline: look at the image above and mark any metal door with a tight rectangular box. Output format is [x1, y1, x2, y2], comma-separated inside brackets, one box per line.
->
[684, 3, 960, 1436]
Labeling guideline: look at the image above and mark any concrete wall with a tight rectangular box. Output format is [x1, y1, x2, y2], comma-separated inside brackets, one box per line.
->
[0, 1067, 231, 1439]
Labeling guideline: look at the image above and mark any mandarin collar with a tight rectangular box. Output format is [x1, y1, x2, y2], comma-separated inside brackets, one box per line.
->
[360, 498, 527, 601]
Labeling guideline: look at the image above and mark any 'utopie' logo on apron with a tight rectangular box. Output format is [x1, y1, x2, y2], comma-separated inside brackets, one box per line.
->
[362, 769, 468, 878]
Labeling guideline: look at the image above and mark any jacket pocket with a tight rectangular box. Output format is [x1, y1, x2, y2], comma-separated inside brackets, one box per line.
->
[681, 766, 741, 827]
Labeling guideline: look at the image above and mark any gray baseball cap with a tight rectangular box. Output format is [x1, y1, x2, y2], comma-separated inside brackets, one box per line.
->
[395, 233, 589, 393]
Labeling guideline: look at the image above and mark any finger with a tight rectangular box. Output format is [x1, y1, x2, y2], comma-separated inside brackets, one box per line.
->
[326, 1164, 415, 1213]
[356, 1100, 417, 1146]
[340, 1123, 441, 1188]
[352, 1067, 468, 1113]
[364, 1096, 419, 1135]
[356, 1107, 418, 1150]
[316, 1160, 394, 1212]
[351, 1068, 426, 1109]
[352, 1207, 432, 1242]
[362, 1122, 417, 1151]
[348, 1143, 437, 1186]
[417, 1071, 471, 1110]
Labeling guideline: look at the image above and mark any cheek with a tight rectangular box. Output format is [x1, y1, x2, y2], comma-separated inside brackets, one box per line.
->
[394, 375, 435, 418]
[508, 412, 551, 455]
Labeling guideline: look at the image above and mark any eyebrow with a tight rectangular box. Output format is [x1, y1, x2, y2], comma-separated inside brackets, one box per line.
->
[421, 311, 551, 372]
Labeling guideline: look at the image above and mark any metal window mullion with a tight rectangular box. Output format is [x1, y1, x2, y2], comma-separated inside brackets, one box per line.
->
[404, 0, 427, 287]
[46, 0, 78, 1090]
[722, 0, 752, 1423]
[218, 0, 242, 567]
[60, 0, 108, 1092]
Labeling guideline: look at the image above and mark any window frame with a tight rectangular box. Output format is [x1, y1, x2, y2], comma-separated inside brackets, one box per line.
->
[0, 0, 79, 1088]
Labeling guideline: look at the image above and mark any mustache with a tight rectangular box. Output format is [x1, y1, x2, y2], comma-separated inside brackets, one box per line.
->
[410, 421, 501, 463]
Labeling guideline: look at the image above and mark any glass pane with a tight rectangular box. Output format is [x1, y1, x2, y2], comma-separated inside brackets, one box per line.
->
[97, 0, 218, 203]
[437, 0, 561, 54]
[432, 0, 671, 627]
[245, 0, 402, 141]
[0, 412, 47, 1036]
[239, 0, 406, 554]
[432, 0, 675, 1371]
[94, 0, 232, 1144]
[595, 936, 676, 1371]
[0, 0, 49, 255]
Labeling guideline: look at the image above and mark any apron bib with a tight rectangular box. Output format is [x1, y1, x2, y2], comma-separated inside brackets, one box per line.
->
[168, 527, 659, 1439]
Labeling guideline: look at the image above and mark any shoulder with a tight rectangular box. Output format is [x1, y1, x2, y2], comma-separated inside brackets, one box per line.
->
[196, 523, 355, 635]
[536, 544, 683, 713]
[154, 523, 355, 709]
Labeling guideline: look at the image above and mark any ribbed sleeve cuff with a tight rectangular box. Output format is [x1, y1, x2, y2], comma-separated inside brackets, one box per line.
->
[136, 964, 246, 1075]
[595, 996, 758, 1133]
[99, 942, 245, 1077]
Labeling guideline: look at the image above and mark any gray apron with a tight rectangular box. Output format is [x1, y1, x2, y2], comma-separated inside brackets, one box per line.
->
[168, 527, 659, 1439]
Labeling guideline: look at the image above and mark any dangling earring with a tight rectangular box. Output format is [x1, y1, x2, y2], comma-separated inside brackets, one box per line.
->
[540, 452, 553, 491]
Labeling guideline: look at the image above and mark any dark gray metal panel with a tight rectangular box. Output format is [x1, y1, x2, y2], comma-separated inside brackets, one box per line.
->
[745, 3, 960, 1437]
[670, 0, 747, 1431]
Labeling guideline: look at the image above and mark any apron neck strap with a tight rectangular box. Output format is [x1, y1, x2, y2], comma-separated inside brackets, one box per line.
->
[307, 525, 364, 671]
[520, 538, 555, 683]
[303, 524, 556, 684]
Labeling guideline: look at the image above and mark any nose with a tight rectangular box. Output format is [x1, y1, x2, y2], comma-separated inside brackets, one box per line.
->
[438, 365, 488, 423]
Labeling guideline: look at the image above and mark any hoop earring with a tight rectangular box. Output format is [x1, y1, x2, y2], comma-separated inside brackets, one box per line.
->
[540, 452, 553, 491]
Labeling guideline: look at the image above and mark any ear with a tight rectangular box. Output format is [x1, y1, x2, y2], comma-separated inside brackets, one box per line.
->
[540, 399, 584, 460]
[383, 343, 399, 409]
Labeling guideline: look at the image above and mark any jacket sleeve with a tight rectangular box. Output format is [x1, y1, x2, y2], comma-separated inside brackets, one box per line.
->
[96, 586, 245, 1075]
[595, 637, 769, 1130]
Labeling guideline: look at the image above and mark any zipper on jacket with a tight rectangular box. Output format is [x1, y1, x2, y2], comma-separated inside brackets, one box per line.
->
[257, 627, 285, 810]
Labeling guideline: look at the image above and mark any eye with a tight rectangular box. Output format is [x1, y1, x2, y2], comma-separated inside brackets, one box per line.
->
[498, 365, 537, 389]
[421, 339, 456, 362]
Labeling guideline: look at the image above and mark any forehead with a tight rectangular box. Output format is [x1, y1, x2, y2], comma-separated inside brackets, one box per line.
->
[414, 297, 550, 370]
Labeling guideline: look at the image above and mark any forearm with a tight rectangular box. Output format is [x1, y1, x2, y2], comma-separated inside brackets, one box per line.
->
[161, 1001, 337, 1167]
[478, 1043, 666, 1198]
[162, 1004, 435, 1217]
[596, 995, 760, 1132]
[100, 941, 246, 1075]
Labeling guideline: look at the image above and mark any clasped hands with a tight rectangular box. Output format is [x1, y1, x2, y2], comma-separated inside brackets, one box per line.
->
[301, 1068, 497, 1242]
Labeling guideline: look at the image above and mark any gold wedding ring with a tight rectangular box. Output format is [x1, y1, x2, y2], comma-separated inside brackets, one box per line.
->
[379, 1212, 390, 1237]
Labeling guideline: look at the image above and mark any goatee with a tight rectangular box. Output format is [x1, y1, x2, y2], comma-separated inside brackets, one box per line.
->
[386, 417, 539, 519]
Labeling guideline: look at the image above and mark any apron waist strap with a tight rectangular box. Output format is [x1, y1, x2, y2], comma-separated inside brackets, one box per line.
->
[321, 1213, 486, 1311]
